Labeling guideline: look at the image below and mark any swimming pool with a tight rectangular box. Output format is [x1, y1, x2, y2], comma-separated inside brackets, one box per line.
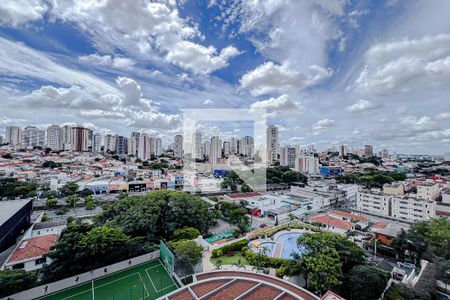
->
[248, 231, 307, 259]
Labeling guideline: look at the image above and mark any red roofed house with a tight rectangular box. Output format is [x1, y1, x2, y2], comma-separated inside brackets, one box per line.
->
[328, 210, 369, 229]
[2, 234, 59, 271]
[309, 214, 355, 234]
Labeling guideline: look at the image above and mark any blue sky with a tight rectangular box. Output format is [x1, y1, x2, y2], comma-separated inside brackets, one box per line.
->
[0, 0, 449, 154]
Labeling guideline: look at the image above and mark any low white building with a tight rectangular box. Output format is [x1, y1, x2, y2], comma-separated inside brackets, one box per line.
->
[357, 190, 391, 217]
[417, 182, 440, 201]
[391, 196, 436, 222]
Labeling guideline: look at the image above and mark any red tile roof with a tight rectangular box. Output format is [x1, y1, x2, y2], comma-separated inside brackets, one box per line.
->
[321, 291, 346, 300]
[309, 215, 354, 230]
[329, 210, 368, 222]
[225, 192, 262, 199]
[437, 210, 450, 216]
[372, 221, 390, 229]
[7, 234, 59, 264]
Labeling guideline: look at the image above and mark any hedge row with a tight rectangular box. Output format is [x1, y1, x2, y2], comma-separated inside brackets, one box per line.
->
[211, 239, 248, 258]
[248, 220, 320, 240]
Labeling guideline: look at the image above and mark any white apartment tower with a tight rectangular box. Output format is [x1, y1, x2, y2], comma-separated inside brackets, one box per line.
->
[295, 155, 319, 174]
[5, 126, 22, 146]
[192, 131, 202, 159]
[209, 136, 222, 164]
[138, 134, 151, 160]
[155, 138, 162, 156]
[92, 133, 102, 153]
[267, 125, 279, 165]
[174, 135, 183, 159]
[240, 136, 254, 157]
[61, 125, 72, 150]
[104, 134, 116, 153]
[22, 126, 45, 148]
[47, 125, 63, 150]
[280, 146, 296, 169]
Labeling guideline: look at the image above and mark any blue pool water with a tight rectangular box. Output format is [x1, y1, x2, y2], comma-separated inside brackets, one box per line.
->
[248, 231, 307, 259]
[277, 232, 307, 259]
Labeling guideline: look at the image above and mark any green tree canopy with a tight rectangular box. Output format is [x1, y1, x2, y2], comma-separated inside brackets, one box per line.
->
[168, 239, 202, 275]
[60, 182, 79, 196]
[172, 227, 201, 241]
[341, 265, 390, 300]
[0, 269, 37, 298]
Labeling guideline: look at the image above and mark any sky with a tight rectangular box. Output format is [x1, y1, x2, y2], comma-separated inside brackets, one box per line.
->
[0, 0, 449, 154]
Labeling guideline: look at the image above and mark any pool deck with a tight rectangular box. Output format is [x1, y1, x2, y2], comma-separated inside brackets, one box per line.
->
[273, 242, 282, 258]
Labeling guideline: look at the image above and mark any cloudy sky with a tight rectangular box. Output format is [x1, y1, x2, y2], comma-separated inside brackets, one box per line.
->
[0, 0, 449, 154]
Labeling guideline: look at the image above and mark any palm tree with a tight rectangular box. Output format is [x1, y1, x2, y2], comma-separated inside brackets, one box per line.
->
[232, 258, 246, 270]
[252, 245, 269, 273]
[213, 258, 223, 270]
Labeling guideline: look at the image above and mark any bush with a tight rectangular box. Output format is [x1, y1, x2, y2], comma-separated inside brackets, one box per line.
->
[248, 220, 320, 240]
[211, 239, 249, 258]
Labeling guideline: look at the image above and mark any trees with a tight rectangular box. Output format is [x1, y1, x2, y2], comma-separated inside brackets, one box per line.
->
[96, 191, 215, 239]
[172, 227, 201, 241]
[298, 232, 366, 273]
[0, 269, 37, 298]
[301, 247, 342, 295]
[169, 240, 202, 274]
[342, 265, 390, 300]
[240, 183, 252, 192]
[0, 178, 37, 198]
[46, 197, 58, 208]
[42, 161, 61, 168]
[60, 182, 79, 196]
[66, 195, 79, 207]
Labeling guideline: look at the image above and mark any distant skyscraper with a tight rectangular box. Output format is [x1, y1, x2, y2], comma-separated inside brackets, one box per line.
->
[92, 133, 102, 153]
[138, 134, 151, 160]
[62, 125, 72, 150]
[223, 141, 231, 156]
[174, 135, 183, 159]
[230, 137, 238, 155]
[202, 141, 210, 158]
[209, 136, 222, 163]
[280, 146, 296, 169]
[267, 125, 279, 165]
[364, 145, 374, 157]
[115, 136, 128, 155]
[47, 125, 63, 151]
[5, 126, 22, 146]
[104, 134, 116, 153]
[193, 131, 202, 159]
[155, 138, 163, 156]
[128, 132, 140, 157]
[22, 126, 45, 148]
[240, 136, 254, 157]
[70, 126, 90, 152]
[339, 145, 347, 156]
[0, 135, 3, 145]
[295, 155, 319, 174]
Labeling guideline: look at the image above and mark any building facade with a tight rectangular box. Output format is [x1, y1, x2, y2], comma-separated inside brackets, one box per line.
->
[5, 126, 22, 146]
[267, 125, 278, 165]
[22, 126, 45, 148]
[46, 125, 63, 151]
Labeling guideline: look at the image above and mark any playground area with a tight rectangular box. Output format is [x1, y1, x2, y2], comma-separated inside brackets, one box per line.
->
[38, 259, 179, 300]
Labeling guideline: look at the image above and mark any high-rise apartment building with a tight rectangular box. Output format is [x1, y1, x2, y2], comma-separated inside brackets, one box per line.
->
[104, 134, 116, 153]
[128, 132, 140, 157]
[223, 141, 231, 156]
[70, 126, 90, 152]
[209, 136, 222, 164]
[174, 135, 183, 159]
[339, 145, 347, 156]
[364, 145, 373, 157]
[280, 146, 296, 169]
[47, 125, 63, 151]
[62, 125, 72, 150]
[267, 125, 278, 165]
[202, 141, 210, 158]
[230, 137, 239, 155]
[240, 136, 254, 157]
[92, 133, 102, 153]
[22, 126, 45, 148]
[155, 138, 162, 156]
[193, 131, 202, 159]
[0, 135, 3, 145]
[138, 134, 151, 160]
[5, 126, 22, 146]
[295, 155, 319, 174]
[115, 136, 128, 155]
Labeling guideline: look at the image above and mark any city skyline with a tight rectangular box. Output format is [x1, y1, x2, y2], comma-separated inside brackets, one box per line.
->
[0, 1, 449, 155]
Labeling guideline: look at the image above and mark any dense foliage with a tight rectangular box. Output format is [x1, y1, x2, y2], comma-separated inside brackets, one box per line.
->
[339, 265, 390, 300]
[167, 239, 202, 275]
[0, 270, 37, 298]
[42, 224, 156, 282]
[0, 178, 37, 198]
[211, 239, 248, 257]
[335, 171, 406, 188]
[96, 190, 215, 238]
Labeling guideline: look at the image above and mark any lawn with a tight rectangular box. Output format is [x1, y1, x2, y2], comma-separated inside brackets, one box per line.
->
[210, 253, 249, 266]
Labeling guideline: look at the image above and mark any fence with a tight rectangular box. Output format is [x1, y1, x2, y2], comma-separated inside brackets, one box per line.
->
[2, 251, 160, 300]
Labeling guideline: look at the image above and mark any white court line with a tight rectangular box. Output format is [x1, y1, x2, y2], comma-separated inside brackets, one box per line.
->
[59, 288, 92, 300]
[159, 260, 178, 287]
[91, 280, 95, 300]
[138, 272, 150, 298]
[95, 272, 139, 289]
[145, 264, 177, 293]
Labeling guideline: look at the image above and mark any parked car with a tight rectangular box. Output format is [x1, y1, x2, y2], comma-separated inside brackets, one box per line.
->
[397, 262, 416, 269]
[259, 224, 267, 228]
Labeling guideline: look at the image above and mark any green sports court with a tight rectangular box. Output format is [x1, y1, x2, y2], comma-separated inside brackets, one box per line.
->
[37, 259, 180, 300]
